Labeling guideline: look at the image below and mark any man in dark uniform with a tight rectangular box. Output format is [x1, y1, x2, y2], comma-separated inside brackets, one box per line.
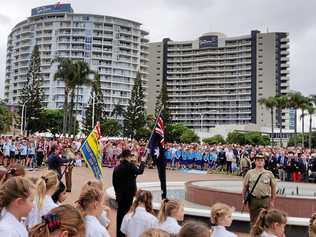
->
[47, 144, 72, 179]
[112, 149, 146, 237]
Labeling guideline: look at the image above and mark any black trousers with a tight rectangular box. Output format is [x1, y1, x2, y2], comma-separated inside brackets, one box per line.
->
[156, 161, 167, 199]
[116, 196, 133, 237]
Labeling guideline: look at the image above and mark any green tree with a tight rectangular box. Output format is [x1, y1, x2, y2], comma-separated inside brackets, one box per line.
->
[19, 45, 44, 133]
[226, 131, 246, 145]
[180, 129, 200, 144]
[307, 102, 315, 150]
[53, 58, 77, 135]
[259, 97, 277, 147]
[299, 97, 310, 148]
[123, 71, 146, 138]
[203, 135, 225, 145]
[101, 118, 122, 137]
[274, 95, 289, 147]
[83, 72, 104, 133]
[244, 131, 270, 146]
[38, 109, 64, 135]
[166, 123, 188, 143]
[288, 92, 307, 147]
[111, 103, 125, 119]
[155, 77, 171, 126]
[70, 61, 92, 135]
[0, 105, 13, 133]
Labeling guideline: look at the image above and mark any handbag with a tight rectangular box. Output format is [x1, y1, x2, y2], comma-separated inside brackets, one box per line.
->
[244, 173, 264, 204]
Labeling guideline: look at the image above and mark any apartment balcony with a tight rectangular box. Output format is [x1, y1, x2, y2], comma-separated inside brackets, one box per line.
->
[280, 50, 289, 56]
[280, 38, 289, 43]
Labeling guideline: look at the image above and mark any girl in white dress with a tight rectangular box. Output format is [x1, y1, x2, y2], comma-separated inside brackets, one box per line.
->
[29, 204, 85, 237]
[157, 199, 184, 235]
[77, 186, 110, 237]
[210, 203, 237, 237]
[0, 177, 35, 237]
[81, 180, 111, 228]
[121, 190, 158, 237]
[250, 209, 287, 237]
[26, 171, 59, 228]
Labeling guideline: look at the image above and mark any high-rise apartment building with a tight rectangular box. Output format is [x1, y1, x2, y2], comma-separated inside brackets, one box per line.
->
[5, 3, 149, 117]
[147, 31, 290, 131]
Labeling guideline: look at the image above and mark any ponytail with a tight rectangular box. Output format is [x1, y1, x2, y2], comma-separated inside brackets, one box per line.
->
[158, 199, 181, 223]
[130, 190, 154, 216]
[250, 208, 287, 237]
[76, 186, 103, 216]
[251, 209, 268, 237]
[35, 171, 58, 209]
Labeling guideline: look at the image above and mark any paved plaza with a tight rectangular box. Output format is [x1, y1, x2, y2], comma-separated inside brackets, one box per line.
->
[29, 166, 248, 236]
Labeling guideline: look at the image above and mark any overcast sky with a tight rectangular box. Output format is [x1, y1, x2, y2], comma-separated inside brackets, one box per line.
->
[0, 0, 315, 99]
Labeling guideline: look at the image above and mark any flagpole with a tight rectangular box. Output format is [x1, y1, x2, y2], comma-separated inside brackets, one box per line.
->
[145, 105, 164, 156]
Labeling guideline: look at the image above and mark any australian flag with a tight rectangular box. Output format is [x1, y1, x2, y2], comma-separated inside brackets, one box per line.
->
[149, 115, 165, 162]
[148, 113, 167, 199]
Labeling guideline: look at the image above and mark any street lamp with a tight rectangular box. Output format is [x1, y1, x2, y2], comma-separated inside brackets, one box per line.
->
[20, 100, 29, 135]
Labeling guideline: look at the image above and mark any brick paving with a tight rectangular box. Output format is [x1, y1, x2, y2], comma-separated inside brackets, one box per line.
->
[28, 166, 248, 236]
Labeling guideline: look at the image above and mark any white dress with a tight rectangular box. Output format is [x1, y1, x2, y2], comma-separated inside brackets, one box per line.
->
[261, 231, 277, 237]
[121, 207, 158, 237]
[157, 216, 181, 235]
[26, 195, 58, 228]
[211, 225, 237, 237]
[98, 210, 110, 227]
[0, 210, 28, 237]
[85, 215, 110, 237]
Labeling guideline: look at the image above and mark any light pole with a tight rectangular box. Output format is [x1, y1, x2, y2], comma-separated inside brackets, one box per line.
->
[92, 93, 95, 129]
[20, 100, 28, 135]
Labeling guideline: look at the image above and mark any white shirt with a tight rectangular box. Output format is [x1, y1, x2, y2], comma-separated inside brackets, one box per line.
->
[85, 215, 110, 237]
[0, 210, 28, 237]
[211, 225, 237, 237]
[26, 195, 58, 228]
[98, 210, 110, 227]
[121, 207, 158, 237]
[157, 216, 181, 235]
[261, 231, 277, 237]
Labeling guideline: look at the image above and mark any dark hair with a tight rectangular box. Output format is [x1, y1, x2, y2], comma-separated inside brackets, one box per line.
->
[119, 149, 132, 159]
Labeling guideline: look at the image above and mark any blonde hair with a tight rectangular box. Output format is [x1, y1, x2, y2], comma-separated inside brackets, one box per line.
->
[0, 176, 34, 212]
[309, 213, 316, 237]
[158, 199, 182, 223]
[210, 202, 234, 225]
[251, 209, 287, 237]
[29, 204, 85, 237]
[76, 186, 103, 215]
[130, 190, 154, 216]
[36, 171, 59, 209]
[82, 180, 103, 192]
[178, 221, 210, 237]
[140, 228, 170, 237]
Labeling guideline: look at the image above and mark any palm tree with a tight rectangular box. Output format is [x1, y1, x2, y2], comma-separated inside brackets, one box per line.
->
[53, 58, 77, 135]
[111, 103, 125, 119]
[274, 95, 289, 147]
[307, 102, 315, 150]
[299, 97, 310, 148]
[259, 96, 277, 147]
[70, 61, 92, 135]
[288, 92, 306, 147]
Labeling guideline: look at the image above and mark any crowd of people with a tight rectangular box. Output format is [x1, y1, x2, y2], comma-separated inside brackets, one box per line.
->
[1, 135, 316, 185]
[1, 135, 316, 236]
[0, 154, 315, 237]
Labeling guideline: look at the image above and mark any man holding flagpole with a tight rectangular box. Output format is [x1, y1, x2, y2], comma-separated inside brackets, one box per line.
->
[149, 112, 167, 199]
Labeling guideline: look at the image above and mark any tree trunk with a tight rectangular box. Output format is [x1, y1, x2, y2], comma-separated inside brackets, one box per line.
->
[302, 110, 305, 148]
[294, 109, 297, 147]
[68, 89, 75, 136]
[280, 118, 283, 148]
[73, 86, 79, 137]
[63, 89, 69, 135]
[271, 109, 274, 148]
[309, 114, 312, 150]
